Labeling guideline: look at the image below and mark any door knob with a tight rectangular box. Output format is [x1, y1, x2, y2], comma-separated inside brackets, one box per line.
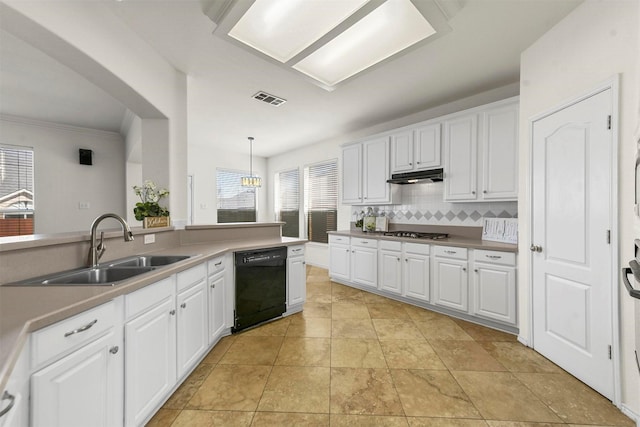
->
[530, 245, 542, 253]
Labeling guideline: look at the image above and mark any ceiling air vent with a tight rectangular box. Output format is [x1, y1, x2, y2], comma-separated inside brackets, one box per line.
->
[252, 91, 286, 106]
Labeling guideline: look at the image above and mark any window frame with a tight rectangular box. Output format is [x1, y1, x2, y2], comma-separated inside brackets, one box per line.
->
[215, 167, 259, 223]
[274, 167, 301, 238]
[303, 158, 338, 244]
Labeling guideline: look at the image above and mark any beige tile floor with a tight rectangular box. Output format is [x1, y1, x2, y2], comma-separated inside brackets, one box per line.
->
[147, 266, 634, 427]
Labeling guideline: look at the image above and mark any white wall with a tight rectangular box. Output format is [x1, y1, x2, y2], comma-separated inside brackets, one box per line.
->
[188, 144, 268, 225]
[519, 0, 639, 415]
[267, 84, 520, 267]
[1, 116, 126, 234]
[2, 1, 189, 227]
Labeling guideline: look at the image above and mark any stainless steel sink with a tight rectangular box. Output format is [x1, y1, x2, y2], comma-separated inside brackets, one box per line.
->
[6, 254, 192, 286]
[41, 267, 156, 285]
[106, 255, 190, 268]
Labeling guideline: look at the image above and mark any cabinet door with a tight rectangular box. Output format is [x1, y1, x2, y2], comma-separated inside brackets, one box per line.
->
[378, 250, 402, 294]
[481, 104, 518, 200]
[125, 298, 176, 427]
[342, 144, 362, 204]
[31, 330, 122, 427]
[362, 137, 391, 203]
[415, 123, 441, 170]
[208, 271, 226, 344]
[329, 244, 351, 281]
[472, 263, 516, 324]
[390, 130, 414, 173]
[351, 247, 377, 289]
[432, 257, 468, 312]
[287, 256, 306, 307]
[403, 253, 430, 302]
[444, 114, 478, 201]
[177, 280, 208, 378]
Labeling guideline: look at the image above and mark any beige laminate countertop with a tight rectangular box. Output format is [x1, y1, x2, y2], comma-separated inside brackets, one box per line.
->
[328, 230, 518, 252]
[0, 237, 305, 392]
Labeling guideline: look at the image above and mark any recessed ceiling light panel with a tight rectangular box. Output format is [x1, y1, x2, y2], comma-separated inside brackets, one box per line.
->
[293, 0, 436, 86]
[229, 0, 370, 63]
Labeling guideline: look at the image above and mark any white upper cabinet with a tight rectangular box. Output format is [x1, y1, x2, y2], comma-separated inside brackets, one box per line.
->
[342, 137, 398, 205]
[342, 143, 362, 204]
[444, 98, 518, 202]
[390, 124, 441, 174]
[443, 114, 478, 200]
[481, 103, 519, 200]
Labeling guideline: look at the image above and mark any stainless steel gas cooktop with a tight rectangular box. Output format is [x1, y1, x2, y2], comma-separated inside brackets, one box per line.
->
[383, 231, 449, 240]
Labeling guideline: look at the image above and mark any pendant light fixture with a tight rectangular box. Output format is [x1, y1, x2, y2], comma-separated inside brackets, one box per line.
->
[241, 136, 262, 187]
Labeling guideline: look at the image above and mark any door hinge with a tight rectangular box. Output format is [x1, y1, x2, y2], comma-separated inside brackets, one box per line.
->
[608, 345, 612, 359]
[607, 115, 611, 130]
[606, 230, 611, 244]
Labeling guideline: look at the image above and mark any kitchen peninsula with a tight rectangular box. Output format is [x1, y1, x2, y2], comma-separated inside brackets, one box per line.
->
[0, 222, 306, 426]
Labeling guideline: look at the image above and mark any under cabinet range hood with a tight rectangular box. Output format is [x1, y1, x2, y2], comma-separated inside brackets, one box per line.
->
[387, 168, 444, 184]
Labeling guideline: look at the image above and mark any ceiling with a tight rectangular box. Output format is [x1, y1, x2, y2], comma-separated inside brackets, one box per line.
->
[0, 0, 582, 158]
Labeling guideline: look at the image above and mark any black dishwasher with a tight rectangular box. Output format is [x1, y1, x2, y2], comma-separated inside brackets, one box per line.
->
[233, 246, 287, 332]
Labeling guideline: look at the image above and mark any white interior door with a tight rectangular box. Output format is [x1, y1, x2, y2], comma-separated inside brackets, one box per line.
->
[531, 88, 614, 399]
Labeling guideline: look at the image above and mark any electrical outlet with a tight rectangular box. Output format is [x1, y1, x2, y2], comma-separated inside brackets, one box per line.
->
[144, 234, 155, 244]
[78, 202, 90, 209]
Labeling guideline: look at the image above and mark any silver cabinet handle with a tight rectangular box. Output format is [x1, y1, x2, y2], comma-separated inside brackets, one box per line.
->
[474, 269, 478, 273]
[409, 162, 413, 166]
[0, 391, 15, 418]
[397, 257, 400, 261]
[471, 191, 476, 195]
[214, 261, 222, 266]
[109, 346, 119, 355]
[181, 302, 187, 309]
[444, 250, 456, 254]
[64, 319, 97, 337]
[170, 309, 176, 316]
[360, 241, 368, 244]
[211, 283, 216, 289]
[303, 261, 306, 265]
[417, 161, 421, 164]
[483, 190, 487, 194]
[292, 248, 302, 252]
[487, 255, 502, 260]
[462, 267, 467, 272]
[530, 245, 542, 253]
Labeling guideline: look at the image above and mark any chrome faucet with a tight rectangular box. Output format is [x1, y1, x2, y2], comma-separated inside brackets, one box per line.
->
[87, 213, 134, 268]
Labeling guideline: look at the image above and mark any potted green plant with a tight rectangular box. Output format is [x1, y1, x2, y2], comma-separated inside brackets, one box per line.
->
[133, 180, 170, 228]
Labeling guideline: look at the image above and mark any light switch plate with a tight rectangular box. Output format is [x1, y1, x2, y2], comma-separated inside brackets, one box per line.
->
[144, 234, 155, 244]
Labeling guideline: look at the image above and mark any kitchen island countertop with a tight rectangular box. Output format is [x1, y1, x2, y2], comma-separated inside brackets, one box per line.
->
[0, 235, 305, 393]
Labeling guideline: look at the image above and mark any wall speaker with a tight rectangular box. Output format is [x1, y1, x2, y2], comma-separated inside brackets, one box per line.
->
[79, 149, 93, 165]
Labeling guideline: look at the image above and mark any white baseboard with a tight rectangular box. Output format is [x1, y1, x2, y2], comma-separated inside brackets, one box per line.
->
[517, 335, 530, 347]
[619, 403, 639, 425]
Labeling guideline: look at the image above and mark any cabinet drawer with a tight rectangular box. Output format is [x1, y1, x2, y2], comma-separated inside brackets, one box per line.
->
[177, 263, 206, 292]
[351, 237, 378, 248]
[403, 242, 430, 255]
[288, 245, 305, 257]
[207, 255, 225, 275]
[379, 240, 401, 251]
[474, 250, 516, 266]
[31, 300, 117, 369]
[125, 276, 174, 320]
[329, 235, 350, 245]
[434, 245, 468, 260]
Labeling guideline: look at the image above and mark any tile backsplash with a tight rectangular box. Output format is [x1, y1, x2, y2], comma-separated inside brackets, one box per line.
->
[353, 182, 517, 227]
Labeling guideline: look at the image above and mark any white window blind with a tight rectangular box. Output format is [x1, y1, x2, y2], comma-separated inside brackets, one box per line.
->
[216, 169, 257, 223]
[0, 145, 35, 236]
[275, 168, 300, 238]
[304, 159, 337, 243]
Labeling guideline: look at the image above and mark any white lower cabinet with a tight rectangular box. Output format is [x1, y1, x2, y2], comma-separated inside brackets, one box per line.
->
[432, 246, 469, 312]
[471, 250, 517, 325]
[329, 235, 351, 281]
[124, 278, 176, 427]
[402, 243, 430, 302]
[351, 238, 377, 289]
[30, 300, 123, 427]
[378, 241, 402, 295]
[176, 279, 208, 378]
[207, 255, 229, 344]
[287, 245, 306, 309]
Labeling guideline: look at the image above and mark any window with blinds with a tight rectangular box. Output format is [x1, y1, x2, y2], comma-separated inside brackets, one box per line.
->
[216, 169, 257, 223]
[0, 145, 35, 237]
[304, 159, 337, 243]
[274, 168, 300, 238]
